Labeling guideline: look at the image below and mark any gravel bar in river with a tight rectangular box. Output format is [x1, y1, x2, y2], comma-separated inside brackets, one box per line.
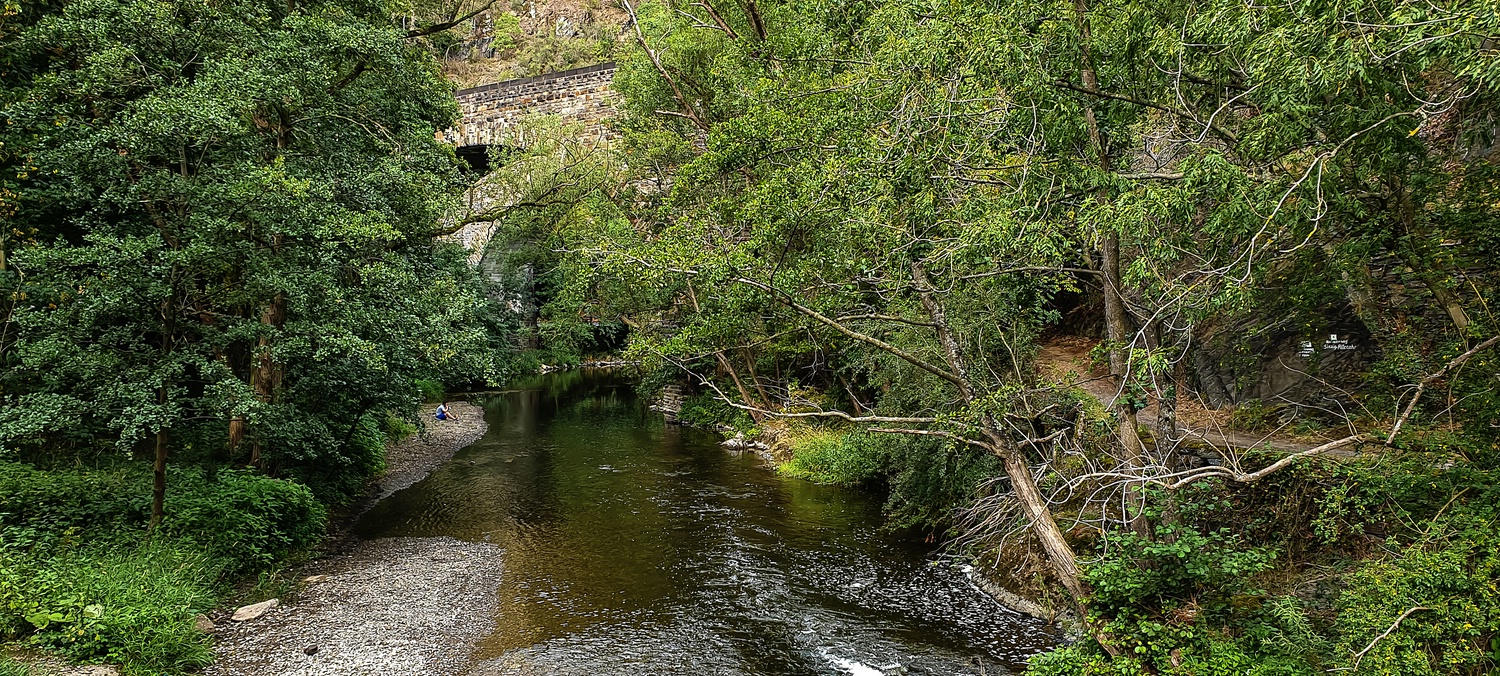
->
[209, 402, 499, 676]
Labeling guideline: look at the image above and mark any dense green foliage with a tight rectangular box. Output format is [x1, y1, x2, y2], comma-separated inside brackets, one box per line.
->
[0, 461, 325, 672]
[479, 0, 1500, 671]
[1029, 455, 1500, 675]
[0, 0, 515, 484]
[0, 0, 1495, 667]
[0, 0, 515, 669]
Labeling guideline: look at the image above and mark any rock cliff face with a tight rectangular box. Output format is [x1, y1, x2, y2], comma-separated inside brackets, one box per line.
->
[1188, 252, 1490, 421]
[1191, 308, 1376, 412]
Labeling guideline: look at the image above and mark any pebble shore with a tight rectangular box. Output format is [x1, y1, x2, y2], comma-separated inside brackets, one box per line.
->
[208, 402, 500, 676]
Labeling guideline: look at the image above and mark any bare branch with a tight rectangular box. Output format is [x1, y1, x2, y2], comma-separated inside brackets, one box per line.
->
[1051, 79, 1239, 145]
[731, 276, 970, 391]
[693, 371, 944, 424]
[834, 313, 938, 327]
[406, 0, 498, 38]
[869, 427, 995, 451]
[619, 0, 709, 130]
[1347, 607, 1430, 672]
[1387, 334, 1499, 444]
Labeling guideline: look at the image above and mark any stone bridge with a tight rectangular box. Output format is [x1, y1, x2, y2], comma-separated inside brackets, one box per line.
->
[441, 62, 617, 257]
[443, 62, 618, 172]
[441, 63, 620, 322]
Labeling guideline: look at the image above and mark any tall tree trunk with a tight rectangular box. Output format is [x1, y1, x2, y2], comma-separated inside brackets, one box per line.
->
[1153, 319, 1180, 463]
[910, 262, 974, 400]
[151, 384, 169, 530]
[228, 416, 246, 459]
[1395, 182, 1471, 339]
[1102, 214, 1147, 464]
[995, 436, 1086, 598]
[1076, 0, 1149, 537]
[249, 292, 286, 468]
[741, 349, 773, 409]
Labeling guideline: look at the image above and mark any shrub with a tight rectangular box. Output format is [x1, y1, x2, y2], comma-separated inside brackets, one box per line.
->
[162, 469, 327, 576]
[675, 392, 753, 431]
[0, 461, 328, 673]
[0, 464, 144, 549]
[1331, 517, 1500, 676]
[382, 412, 418, 440]
[277, 414, 387, 506]
[871, 431, 1000, 528]
[0, 462, 327, 575]
[414, 379, 445, 403]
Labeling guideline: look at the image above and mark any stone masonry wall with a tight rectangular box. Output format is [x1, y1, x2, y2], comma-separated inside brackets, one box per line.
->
[442, 62, 618, 147]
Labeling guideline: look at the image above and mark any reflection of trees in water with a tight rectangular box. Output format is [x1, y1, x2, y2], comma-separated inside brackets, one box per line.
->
[486, 368, 636, 419]
[370, 371, 1054, 671]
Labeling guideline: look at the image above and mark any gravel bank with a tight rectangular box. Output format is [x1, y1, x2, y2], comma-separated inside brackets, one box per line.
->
[375, 402, 487, 501]
[207, 537, 504, 676]
[208, 401, 499, 676]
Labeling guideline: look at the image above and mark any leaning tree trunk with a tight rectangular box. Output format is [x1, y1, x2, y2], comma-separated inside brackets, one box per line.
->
[912, 262, 1118, 653]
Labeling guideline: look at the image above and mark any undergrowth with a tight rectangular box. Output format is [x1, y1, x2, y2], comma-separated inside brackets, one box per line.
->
[1027, 444, 1500, 676]
[0, 460, 329, 675]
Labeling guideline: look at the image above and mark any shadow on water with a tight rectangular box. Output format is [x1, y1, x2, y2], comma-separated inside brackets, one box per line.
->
[355, 369, 1057, 675]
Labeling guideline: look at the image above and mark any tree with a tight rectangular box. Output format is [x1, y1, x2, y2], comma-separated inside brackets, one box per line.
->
[537, 0, 1500, 655]
[0, 0, 514, 513]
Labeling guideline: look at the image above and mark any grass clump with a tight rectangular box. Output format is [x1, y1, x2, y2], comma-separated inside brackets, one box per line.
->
[0, 655, 34, 676]
[0, 542, 217, 672]
[778, 427, 880, 487]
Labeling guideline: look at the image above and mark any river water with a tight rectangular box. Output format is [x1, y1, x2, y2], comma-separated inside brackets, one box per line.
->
[355, 370, 1056, 675]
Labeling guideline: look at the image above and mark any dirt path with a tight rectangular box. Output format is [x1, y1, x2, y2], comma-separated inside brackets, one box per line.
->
[208, 402, 500, 676]
[1037, 338, 1337, 454]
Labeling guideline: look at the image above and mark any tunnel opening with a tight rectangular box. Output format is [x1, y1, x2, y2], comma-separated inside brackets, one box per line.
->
[455, 144, 492, 174]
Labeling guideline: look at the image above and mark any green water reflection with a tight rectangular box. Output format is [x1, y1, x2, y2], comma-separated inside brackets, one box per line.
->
[355, 369, 1055, 675]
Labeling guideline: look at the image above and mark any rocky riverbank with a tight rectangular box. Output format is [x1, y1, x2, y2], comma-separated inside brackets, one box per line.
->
[207, 402, 500, 676]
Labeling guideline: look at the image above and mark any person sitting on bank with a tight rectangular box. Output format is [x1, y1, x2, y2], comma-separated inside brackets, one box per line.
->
[436, 402, 457, 421]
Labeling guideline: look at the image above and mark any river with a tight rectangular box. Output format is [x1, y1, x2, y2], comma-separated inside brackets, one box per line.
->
[355, 369, 1056, 675]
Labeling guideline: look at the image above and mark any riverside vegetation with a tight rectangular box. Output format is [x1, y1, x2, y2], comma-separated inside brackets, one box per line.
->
[0, 0, 1497, 673]
[0, 0, 525, 672]
[468, 0, 1500, 673]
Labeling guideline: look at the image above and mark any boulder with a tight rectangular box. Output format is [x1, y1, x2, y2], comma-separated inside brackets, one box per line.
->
[230, 598, 278, 622]
[194, 614, 215, 633]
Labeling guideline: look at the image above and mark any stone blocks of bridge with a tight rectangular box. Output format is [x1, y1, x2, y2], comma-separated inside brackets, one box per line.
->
[444, 62, 619, 148]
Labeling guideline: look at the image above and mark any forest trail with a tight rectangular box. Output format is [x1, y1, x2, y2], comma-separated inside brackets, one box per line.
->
[1036, 337, 1341, 455]
[207, 403, 501, 676]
